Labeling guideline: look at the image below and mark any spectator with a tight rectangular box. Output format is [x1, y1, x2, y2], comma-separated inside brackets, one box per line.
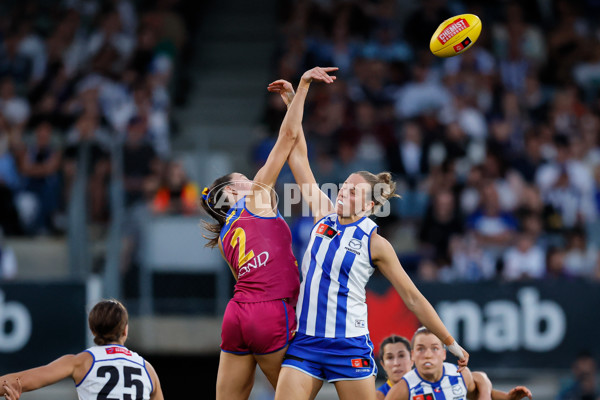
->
[502, 231, 546, 281]
[0, 228, 17, 280]
[448, 234, 496, 281]
[557, 352, 600, 400]
[419, 189, 464, 262]
[546, 246, 568, 280]
[19, 121, 62, 234]
[564, 228, 600, 280]
[151, 160, 199, 215]
[0, 117, 22, 235]
[0, 77, 30, 131]
[536, 135, 596, 228]
[387, 120, 429, 188]
[467, 181, 518, 259]
[63, 113, 110, 222]
[123, 116, 161, 207]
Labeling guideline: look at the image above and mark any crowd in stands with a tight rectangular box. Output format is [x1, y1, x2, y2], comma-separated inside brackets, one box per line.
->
[261, 0, 600, 282]
[0, 0, 198, 245]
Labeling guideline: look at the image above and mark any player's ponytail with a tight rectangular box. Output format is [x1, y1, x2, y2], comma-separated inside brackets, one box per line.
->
[200, 173, 234, 248]
[89, 299, 129, 345]
[355, 171, 400, 215]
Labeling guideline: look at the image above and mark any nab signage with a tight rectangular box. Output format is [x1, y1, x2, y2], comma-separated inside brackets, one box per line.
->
[367, 281, 600, 369]
[437, 287, 566, 352]
[0, 291, 32, 352]
[0, 282, 86, 374]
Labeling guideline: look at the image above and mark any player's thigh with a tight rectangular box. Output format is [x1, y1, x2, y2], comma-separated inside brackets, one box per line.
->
[334, 376, 377, 400]
[254, 345, 288, 389]
[274, 366, 323, 400]
[216, 351, 256, 400]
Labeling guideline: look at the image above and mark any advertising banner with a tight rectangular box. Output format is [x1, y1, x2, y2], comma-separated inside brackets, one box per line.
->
[0, 282, 87, 374]
[367, 280, 600, 369]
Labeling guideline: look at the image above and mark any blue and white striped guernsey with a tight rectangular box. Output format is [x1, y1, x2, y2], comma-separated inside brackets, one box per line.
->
[402, 363, 467, 400]
[296, 213, 378, 338]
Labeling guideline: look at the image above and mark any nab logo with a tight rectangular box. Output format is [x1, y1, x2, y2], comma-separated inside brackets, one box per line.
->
[0, 291, 32, 353]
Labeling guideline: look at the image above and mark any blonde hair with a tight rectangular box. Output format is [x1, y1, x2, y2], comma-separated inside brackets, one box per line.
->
[355, 171, 400, 215]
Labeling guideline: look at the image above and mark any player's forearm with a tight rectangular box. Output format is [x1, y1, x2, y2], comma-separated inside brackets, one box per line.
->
[279, 80, 309, 143]
[409, 294, 454, 345]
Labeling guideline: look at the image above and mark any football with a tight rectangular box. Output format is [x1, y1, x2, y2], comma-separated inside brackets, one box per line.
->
[430, 14, 482, 57]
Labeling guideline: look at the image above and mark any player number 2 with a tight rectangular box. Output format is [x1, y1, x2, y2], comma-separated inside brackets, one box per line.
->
[230, 227, 255, 267]
[97, 366, 144, 400]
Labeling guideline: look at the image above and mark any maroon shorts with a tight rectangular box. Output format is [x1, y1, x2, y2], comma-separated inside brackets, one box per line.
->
[221, 299, 296, 355]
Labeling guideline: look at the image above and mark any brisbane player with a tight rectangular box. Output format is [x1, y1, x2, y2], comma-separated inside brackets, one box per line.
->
[200, 67, 338, 399]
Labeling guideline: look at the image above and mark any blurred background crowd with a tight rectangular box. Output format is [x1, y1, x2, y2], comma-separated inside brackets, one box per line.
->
[0, 0, 197, 237]
[0, 0, 201, 281]
[2, 0, 600, 287]
[258, 0, 600, 285]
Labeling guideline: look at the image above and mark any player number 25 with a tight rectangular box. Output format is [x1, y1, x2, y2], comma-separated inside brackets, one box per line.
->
[97, 365, 144, 400]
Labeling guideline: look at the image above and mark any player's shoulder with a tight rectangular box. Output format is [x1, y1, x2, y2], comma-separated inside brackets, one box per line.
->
[369, 230, 392, 260]
[403, 368, 421, 389]
[443, 362, 461, 376]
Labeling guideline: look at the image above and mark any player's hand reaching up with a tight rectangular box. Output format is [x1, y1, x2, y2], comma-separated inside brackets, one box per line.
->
[268, 67, 338, 107]
[507, 386, 533, 400]
[267, 79, 295, 107]
[301, 66, 338, 85]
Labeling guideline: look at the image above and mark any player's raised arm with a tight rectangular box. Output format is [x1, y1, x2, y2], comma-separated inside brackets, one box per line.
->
[275, 67, 338, 223]
[371, 232, 469, 369]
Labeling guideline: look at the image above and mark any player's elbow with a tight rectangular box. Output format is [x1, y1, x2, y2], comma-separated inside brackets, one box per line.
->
[280, 125, 300, 142]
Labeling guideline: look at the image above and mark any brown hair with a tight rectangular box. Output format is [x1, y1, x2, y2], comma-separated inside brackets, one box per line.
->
[200, 173, 235, 248]
[355, 171, 400, 215]
[410, 326, 441, 349]
[379, 334, 411, 362]
[88, 299, 129, 345]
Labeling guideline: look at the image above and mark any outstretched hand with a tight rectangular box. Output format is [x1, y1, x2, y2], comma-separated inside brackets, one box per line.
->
[3, 378, 22, 400]
[301, 66, 338, 84]
[267, 79, 295, 107]
[507, 386, 532, 400]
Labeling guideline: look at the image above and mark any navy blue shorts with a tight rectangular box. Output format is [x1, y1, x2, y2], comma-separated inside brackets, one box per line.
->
[281, 332, 377, 382]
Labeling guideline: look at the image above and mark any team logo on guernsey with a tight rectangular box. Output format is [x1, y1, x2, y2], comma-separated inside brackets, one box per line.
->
[316, 223, 338, 239]
[452, 385, 465, 395]
[105, 347, 131, 356]
[349, 239, 362, 249]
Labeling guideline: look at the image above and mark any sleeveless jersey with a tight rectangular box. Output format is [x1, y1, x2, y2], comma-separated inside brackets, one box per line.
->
[220, 197, 300, 304]
[76, 345, 153, 400]
[402, 363, 467, 400]
[296, 214, 378, 338]
[377, 379, 393, 397]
